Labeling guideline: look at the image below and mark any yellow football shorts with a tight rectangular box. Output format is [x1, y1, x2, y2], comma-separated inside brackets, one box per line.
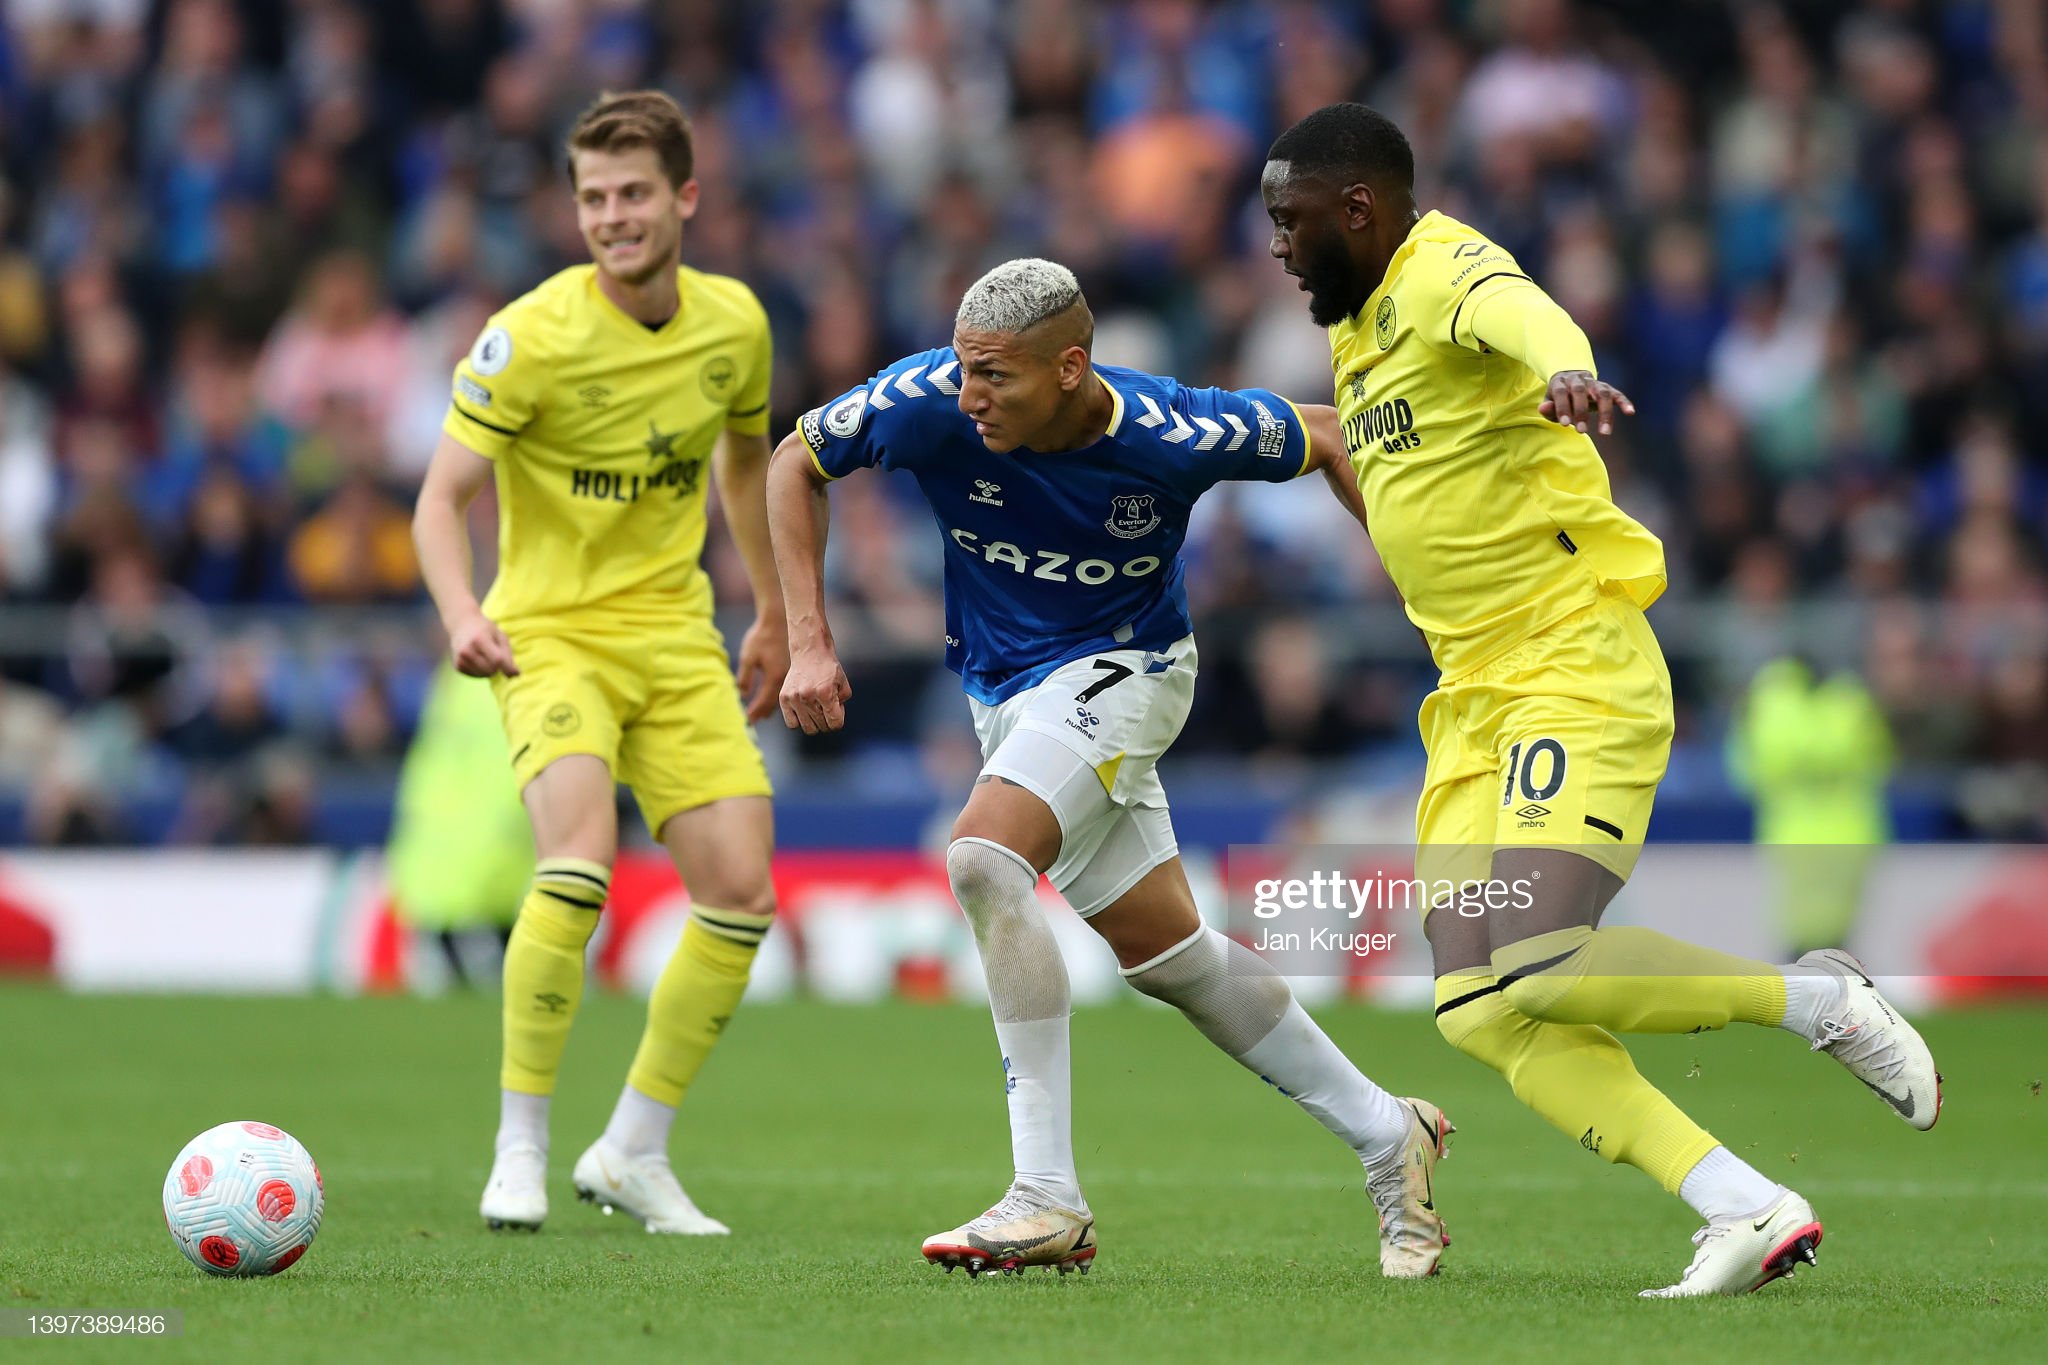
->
[1415, 588, 1674, 898]
[491, 611, 772, 838]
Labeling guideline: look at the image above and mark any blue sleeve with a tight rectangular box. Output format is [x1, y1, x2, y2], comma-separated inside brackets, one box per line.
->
[797, 350, 957, 480]
[1176, 384, 1313, 487]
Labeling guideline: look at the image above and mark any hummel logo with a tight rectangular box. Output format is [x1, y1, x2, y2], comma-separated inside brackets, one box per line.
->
[970, 479, 1004, 506]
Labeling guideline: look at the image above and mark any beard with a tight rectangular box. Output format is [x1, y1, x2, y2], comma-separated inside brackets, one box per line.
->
[1299, 235, 1367, 328]
[1305, 283, 1355, 328]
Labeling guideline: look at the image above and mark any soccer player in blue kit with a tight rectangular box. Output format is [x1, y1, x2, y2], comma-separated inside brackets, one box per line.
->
[767, 259, 1452, 1279]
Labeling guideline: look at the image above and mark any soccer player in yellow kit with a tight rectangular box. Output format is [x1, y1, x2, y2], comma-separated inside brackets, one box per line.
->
[1261, 104, 1942, 1297]
[413, 90, 783, 1236]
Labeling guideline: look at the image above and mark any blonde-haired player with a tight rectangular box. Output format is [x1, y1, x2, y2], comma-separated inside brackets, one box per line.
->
[414, 90, 784, 1235]
[1262, 103, 1941, 1297]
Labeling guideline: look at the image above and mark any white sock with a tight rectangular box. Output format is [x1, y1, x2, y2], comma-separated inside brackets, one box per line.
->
[1678, 1145, 1784, 1223]
[1779, 965, 1844, 1041]
[947, 838, 1083, 1209]
[1123, 927, 1410, 1166]
[993, 1016, 1081, 1208]
[602, 1084, 677, 1159]
[1240, 999, 1411, 1167]
[496, 1090, 550, 1155]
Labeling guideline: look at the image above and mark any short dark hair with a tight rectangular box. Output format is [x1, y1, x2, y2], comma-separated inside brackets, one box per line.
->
[1267, 103, 1414, 190]
[566, 89, 694, 188]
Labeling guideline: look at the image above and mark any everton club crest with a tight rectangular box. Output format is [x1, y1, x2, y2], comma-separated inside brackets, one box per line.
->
[1106, 492, 1161, 539]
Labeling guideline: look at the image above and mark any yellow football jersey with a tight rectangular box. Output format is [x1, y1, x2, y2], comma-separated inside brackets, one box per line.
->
[443, 264, 773, 625]
[1331, 210, 1665, 678]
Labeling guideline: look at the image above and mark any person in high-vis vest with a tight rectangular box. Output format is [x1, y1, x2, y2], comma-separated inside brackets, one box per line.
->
[388, 663, 535, 985]
[1728, 657, 1895, 958]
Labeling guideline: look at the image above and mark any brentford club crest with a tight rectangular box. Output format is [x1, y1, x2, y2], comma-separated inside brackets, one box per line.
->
[1105, 493, 1160, 539]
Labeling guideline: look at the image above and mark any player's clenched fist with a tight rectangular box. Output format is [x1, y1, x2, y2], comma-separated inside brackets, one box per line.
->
[781, 646, 852, 734]
[448, 609, 519, 677]
[1540, 370, 1635, 437]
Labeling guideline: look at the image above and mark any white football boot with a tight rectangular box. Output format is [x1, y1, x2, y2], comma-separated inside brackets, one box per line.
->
[921, 1184, 1096, 1277]
[1640, 1189, 1822, 1298]
[1365, 1097, 1454, 1278]
[1798, 949, 1943, 1129]
[571, 1138, 729, 1235]
[480, 1143, 548, 1231]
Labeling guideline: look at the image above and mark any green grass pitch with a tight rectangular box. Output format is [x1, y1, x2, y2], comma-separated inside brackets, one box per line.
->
[2, 989, 2043, 1362]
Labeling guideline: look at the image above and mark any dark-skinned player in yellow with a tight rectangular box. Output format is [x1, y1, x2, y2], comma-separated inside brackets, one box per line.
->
[1260, 103, 1940, 1297]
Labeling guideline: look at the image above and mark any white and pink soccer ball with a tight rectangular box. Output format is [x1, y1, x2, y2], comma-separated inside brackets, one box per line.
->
[161, 1122, 324, 1276]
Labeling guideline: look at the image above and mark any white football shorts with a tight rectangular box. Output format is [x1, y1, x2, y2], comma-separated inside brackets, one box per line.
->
[968, 634, 1197, 917]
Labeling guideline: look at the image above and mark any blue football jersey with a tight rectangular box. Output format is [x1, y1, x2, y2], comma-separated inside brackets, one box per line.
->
[799, 349, 1313, 704]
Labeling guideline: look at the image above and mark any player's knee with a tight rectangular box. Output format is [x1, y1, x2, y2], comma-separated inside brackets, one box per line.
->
[683, 862, 775, 920]
[946, 837, 1036, 918]
[698, 883, 775, 921]
[1499, 971, 1581, 1022]
[1492, 926, 1593, 1022]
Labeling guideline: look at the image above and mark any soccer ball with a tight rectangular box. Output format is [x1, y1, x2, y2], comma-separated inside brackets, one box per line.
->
[161, 1122, 324, 1276]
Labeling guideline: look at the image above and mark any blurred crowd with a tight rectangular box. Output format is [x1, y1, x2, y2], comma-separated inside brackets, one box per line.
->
[1, 0, 2045, 843]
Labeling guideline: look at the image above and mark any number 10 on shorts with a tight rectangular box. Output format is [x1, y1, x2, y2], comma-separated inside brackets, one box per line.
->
[1502, 737, 1567, 807]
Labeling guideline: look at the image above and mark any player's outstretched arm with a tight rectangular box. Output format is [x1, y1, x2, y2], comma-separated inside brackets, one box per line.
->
[714, 430, 791, 721]
[1464, 284, 1635, 436]
[1299, 403, 1370, 534]
[413, 432, 518, 678]
[765, 430, 852, 734]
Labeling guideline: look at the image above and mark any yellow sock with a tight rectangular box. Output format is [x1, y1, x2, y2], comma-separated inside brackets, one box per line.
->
[1435, 972, 1718, 1195]
[625, 905, 774, 1108]
[1492, 925, 1787, 1034]
[499, 857, 609, 1095]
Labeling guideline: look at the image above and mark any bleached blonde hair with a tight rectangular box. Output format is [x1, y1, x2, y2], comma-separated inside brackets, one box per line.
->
[954, 258, 1085, 336]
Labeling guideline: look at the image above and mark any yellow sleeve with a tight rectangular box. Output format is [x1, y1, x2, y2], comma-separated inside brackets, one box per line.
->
[1405, 236, 1592, 375]
[441, 311, 545, 459]
[725, 288, 773, 437]
[1461, 280, 1597, 381]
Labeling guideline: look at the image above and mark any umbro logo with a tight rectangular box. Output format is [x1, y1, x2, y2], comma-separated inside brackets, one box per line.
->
[970, 479, 1004, 506]
[1516, 804, 1550, 820]
[579, 385, 611, 409]
[533, 992, 571, 1014]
